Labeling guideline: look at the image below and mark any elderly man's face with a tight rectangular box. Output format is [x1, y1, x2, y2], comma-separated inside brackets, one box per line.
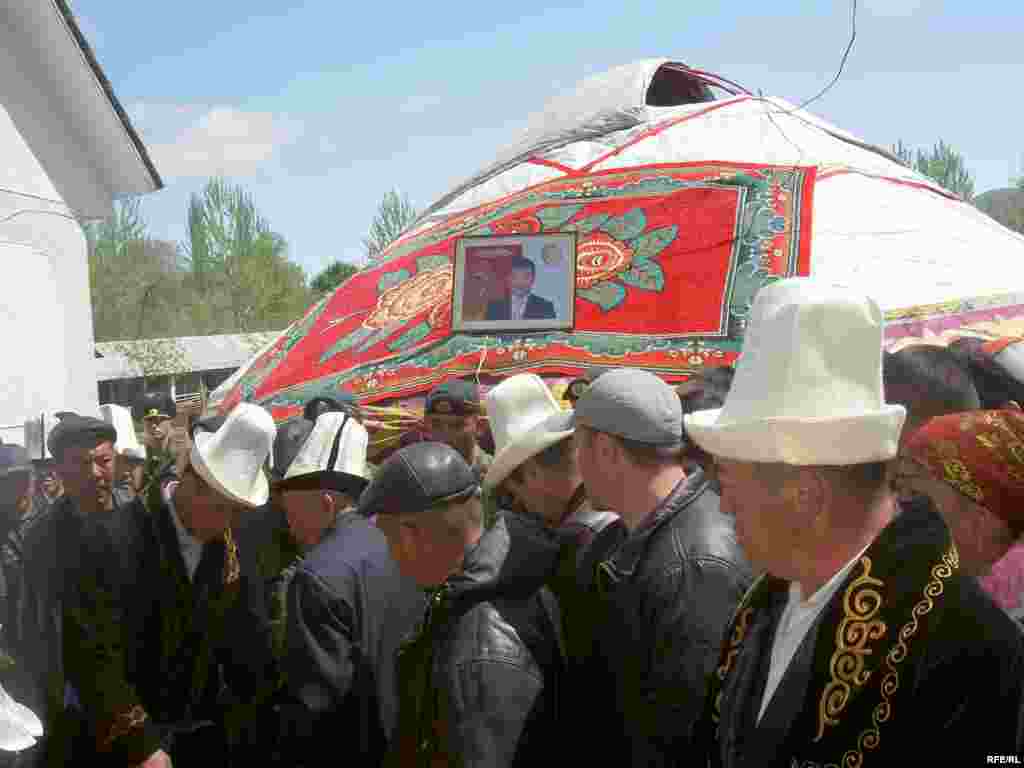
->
[57, 441, 115, 514]
[715, 458, 815, 580]
[178, 467, 241, 542]
[376, 500, 473, 588]
[507, 267, 534, 298]
[281, 489, 353, 550]
[507, 436, 581, 526]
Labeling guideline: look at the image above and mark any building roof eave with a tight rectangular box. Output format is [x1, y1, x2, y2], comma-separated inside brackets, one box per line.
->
[51, 0, 163, 193]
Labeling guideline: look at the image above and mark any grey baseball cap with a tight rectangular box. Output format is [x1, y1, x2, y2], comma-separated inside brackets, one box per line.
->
[573, 368, 683, 446]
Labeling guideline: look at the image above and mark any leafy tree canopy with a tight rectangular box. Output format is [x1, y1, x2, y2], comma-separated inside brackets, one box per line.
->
[311, 260, 360, 296]
[891, 139, 976, 201]
[364, 189, 418, 260]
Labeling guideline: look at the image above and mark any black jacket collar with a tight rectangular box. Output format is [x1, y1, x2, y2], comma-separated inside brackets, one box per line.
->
[606, 466, 710, 580]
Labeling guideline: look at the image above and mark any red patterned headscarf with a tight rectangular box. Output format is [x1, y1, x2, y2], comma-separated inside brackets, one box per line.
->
[904, 409, 1024, 534]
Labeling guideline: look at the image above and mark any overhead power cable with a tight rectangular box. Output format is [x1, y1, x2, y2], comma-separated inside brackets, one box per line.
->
[798, 0, 859, 110]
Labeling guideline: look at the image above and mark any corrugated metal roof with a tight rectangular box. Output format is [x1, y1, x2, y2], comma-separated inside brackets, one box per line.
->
[95, 332, 281, 381]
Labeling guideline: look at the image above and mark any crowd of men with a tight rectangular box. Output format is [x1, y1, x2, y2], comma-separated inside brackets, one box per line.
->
[1, 276, 1023, 766]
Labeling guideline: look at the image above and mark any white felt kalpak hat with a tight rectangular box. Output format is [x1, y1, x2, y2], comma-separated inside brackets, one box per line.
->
[277, 411, 369, 497]
[485, 373, 574, 491]
[684, 278, 906, 465]
[98, 403, 145, 461]
[190, 403, 276, 508]
[0, 680, 43, 751]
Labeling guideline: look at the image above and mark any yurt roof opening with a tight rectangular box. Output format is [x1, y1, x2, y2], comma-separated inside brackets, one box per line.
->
[208, 59, 1024, 461]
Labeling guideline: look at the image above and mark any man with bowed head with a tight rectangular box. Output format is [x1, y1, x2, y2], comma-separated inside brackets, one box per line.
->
[687, 278, 1024, 765]
[365, 442, 561, 768]
[570, 367, 752, 766]
[273, 410, 423, 767]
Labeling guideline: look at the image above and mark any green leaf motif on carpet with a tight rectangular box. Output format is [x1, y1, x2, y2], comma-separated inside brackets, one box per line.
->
[577, 281, 627, 312]
[378, 269, 411, 293]
[416, 254, 451, 273]
[600, 209, 646, 241]
[630, 225, 678, 261]
[388, 321, 432, 353]
[319, 326, 375, 363]
[356, 325, 401, 354]
[537, 204, 583, 231]
[617, 257, 665, 292]
[565, 213, 610, 235]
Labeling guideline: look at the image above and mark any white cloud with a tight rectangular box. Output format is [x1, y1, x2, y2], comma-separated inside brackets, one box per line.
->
[137, 105, 305, 179]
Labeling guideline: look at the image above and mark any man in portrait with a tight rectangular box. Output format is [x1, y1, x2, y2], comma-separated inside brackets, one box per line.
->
[486, 256, 557, 321]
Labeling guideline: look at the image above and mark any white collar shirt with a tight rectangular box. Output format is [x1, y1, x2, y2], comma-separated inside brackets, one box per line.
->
[757, 544, 870, 722]
[165, 481, 204, 582]
[510, 293, 529, 321]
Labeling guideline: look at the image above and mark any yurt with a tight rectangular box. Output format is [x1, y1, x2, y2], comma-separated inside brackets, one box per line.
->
[208, 59, 1024, 458]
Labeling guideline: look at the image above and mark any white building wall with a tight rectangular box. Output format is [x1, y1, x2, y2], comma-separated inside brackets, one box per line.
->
[0, 104, 103, 443]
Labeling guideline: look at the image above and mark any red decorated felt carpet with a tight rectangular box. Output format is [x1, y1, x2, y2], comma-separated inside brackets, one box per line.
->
[216, 161, 815, 421]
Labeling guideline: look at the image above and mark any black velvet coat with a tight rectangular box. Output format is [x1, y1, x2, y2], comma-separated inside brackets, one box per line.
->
[702, 504, 1024, 767]
[16, 493, 277, 766]
[278, 512, 424, 767]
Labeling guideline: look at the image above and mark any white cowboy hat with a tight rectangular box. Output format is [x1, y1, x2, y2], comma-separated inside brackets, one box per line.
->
[0, 681, 42, 752]
[277, 411, 370, 497]
[484, 373, 574, 491]
[684, 278, 906, 465]
[98, 403, 146, 461]
[190, 402, 276, 508]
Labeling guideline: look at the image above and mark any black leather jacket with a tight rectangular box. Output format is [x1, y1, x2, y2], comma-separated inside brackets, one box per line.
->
[391, 517, 559, 768]
[281, 513, 424, 767]
[588, 467, 753, 766]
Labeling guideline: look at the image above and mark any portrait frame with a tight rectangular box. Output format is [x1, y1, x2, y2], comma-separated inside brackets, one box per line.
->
[452, 233, 577, 333]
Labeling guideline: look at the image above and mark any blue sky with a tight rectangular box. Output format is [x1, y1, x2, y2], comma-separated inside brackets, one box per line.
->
[76, 0, 1023, 279]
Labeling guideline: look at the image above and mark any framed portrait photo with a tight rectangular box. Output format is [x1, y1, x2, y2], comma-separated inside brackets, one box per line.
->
[452, 233, 577, 333]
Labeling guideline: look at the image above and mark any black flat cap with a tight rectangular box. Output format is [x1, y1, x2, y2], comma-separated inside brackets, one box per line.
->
[132, 391, 176, 422]
[303, 394, 357, 422]
[358, 442, 477, 518]
[425, 380, 481, 416]
[47, 414, 117, 461]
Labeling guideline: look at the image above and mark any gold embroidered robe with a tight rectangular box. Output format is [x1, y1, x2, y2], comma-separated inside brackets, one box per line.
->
[701, 504, 1024, 767]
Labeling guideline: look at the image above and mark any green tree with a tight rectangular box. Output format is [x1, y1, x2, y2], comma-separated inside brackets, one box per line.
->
[85, 199, 189, 341]
[364, 189, 418, 260]
[310, 260, 359, 296]
[183, 178, 312, 333]
[891, 139, 975, 201]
